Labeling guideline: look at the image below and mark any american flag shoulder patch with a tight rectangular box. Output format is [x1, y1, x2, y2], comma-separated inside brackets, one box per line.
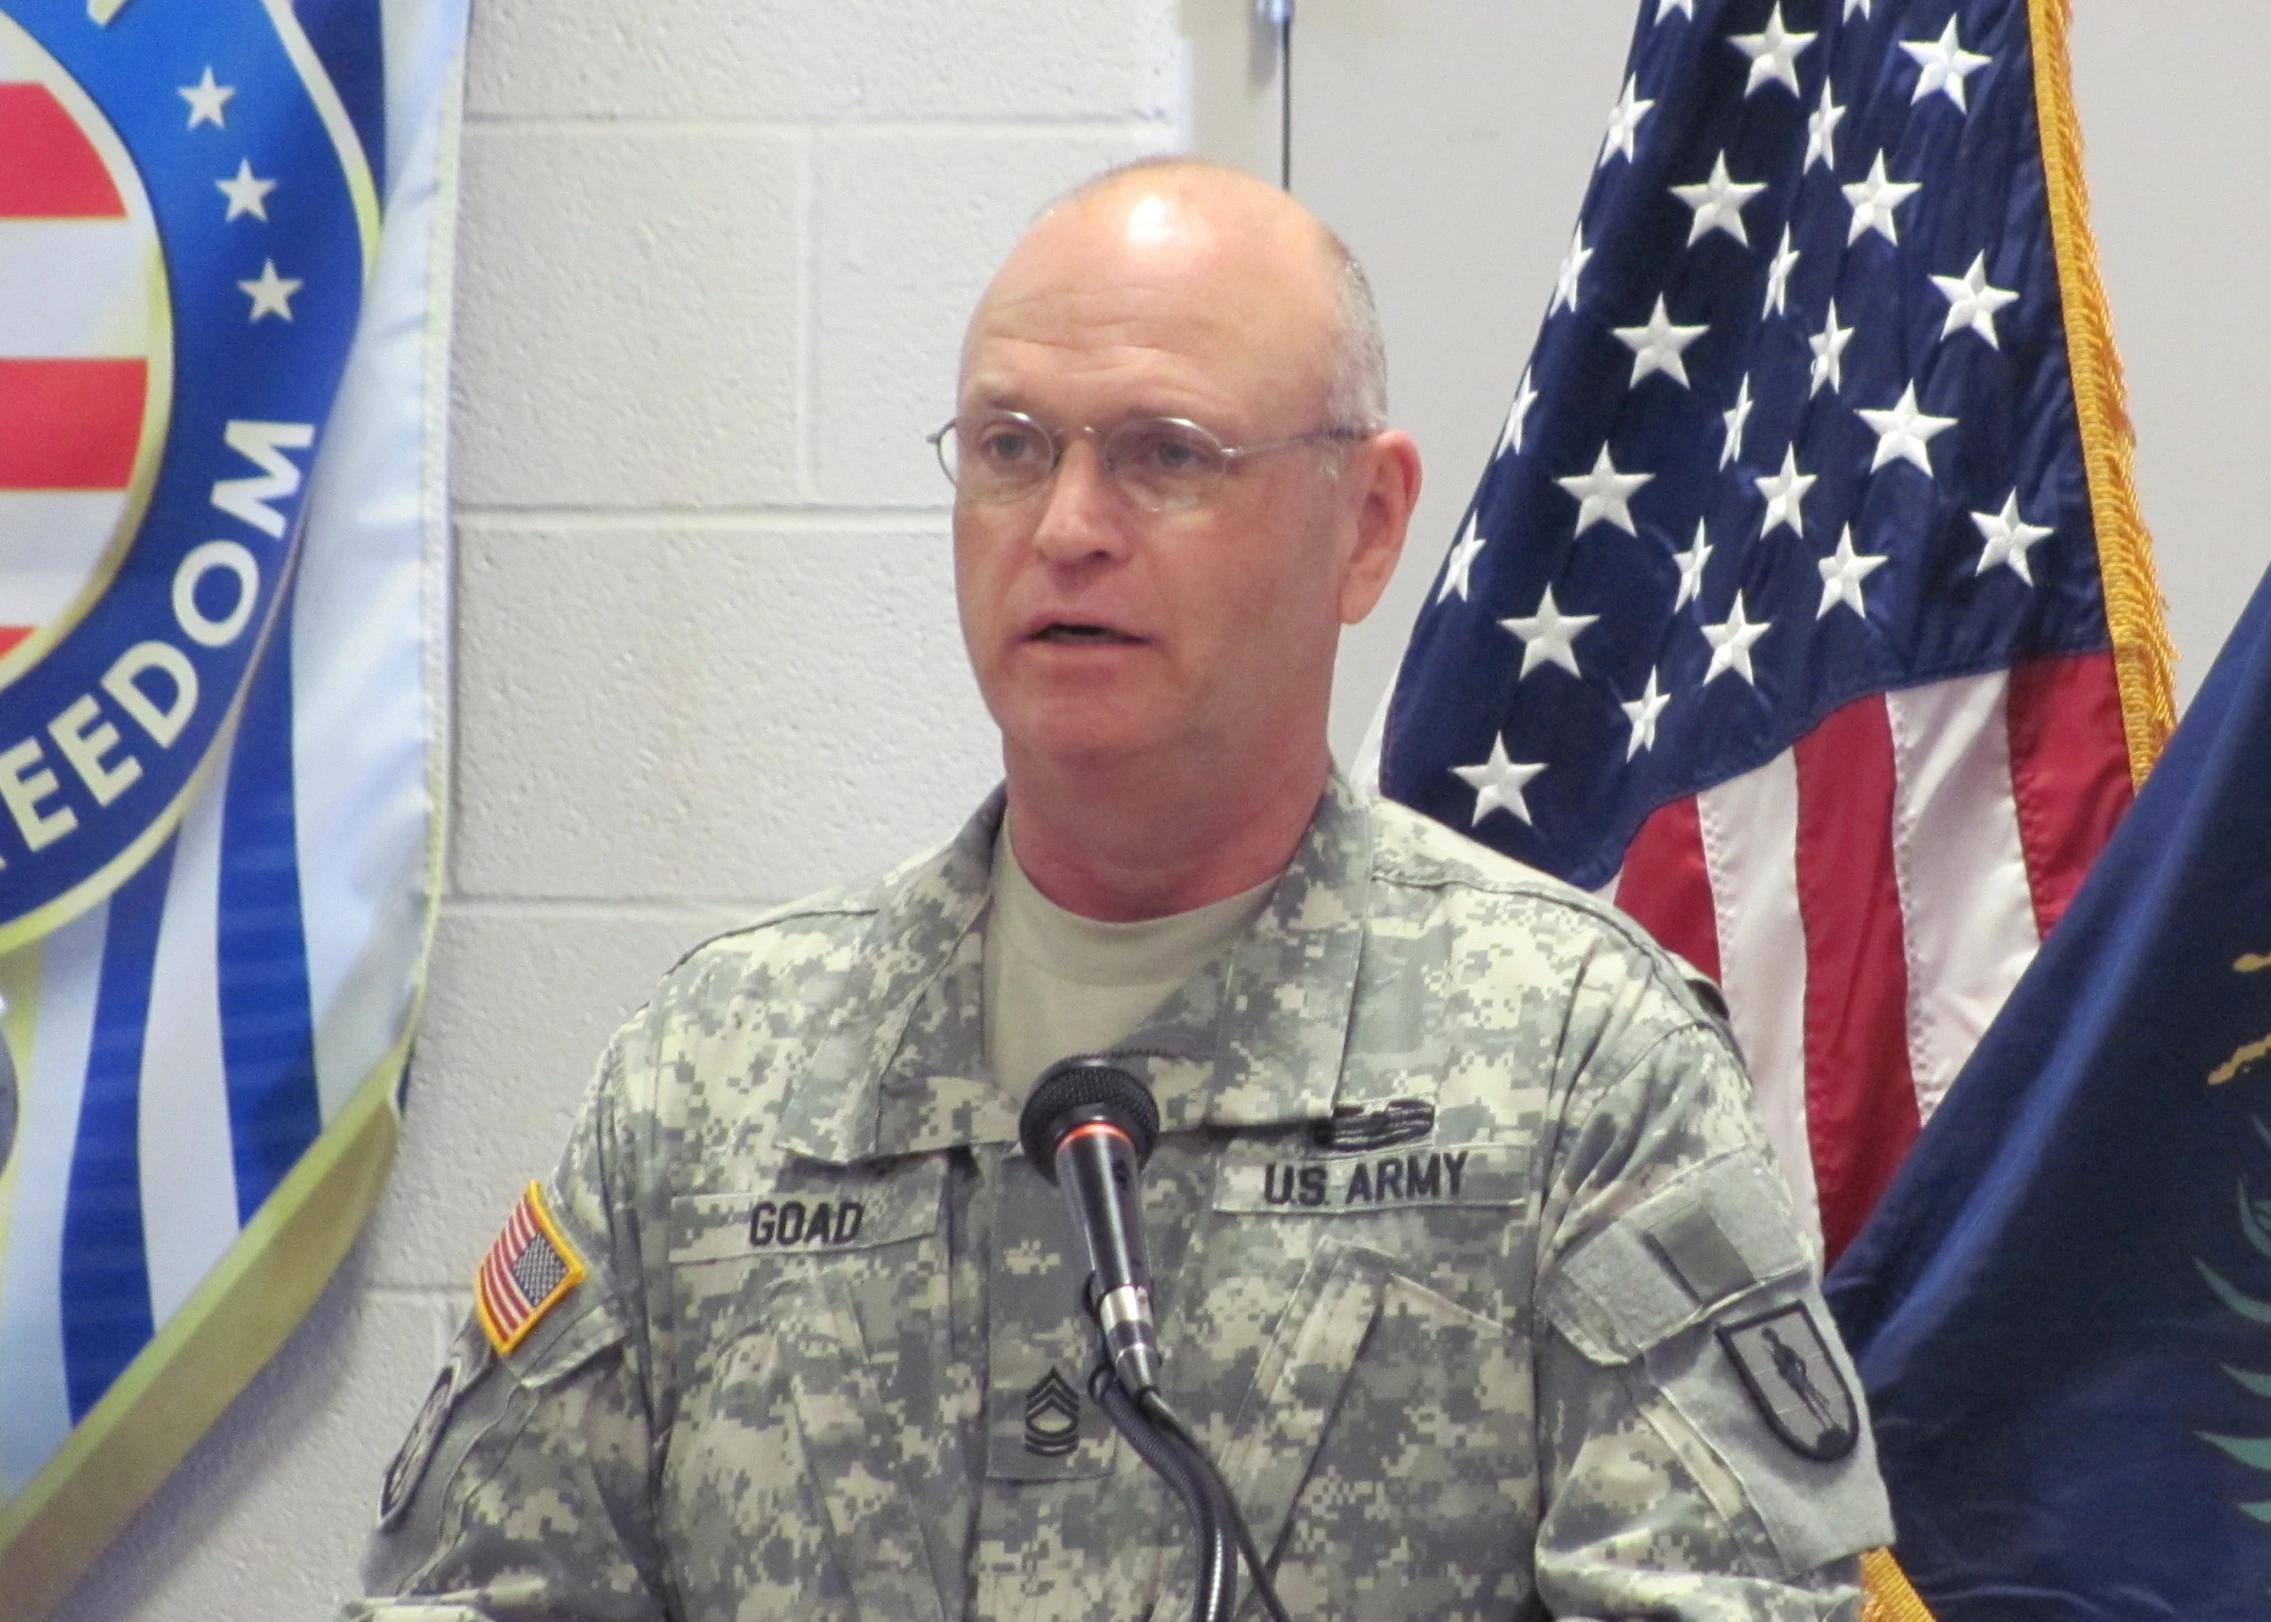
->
[474, 1182, 587, 1356]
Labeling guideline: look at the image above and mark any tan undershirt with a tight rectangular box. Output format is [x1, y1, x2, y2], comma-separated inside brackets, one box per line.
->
[984, 823, 1279, 1097]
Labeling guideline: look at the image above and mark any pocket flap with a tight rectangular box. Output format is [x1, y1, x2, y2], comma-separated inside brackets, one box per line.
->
[1542, 1152, 1811, 1365]
[1152, 1240, 1389, 1616]
[778, 1271, 950, 1622]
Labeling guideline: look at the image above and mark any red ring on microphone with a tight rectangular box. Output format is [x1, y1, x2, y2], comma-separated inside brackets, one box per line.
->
[1060, 1120, 1132, 1153]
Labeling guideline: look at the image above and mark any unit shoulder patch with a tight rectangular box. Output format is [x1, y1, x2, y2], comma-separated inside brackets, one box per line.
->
[474, 1181, 586, 1356]
[378, 1336, 490, 1528]
[1717, 1300, 1859, 1462]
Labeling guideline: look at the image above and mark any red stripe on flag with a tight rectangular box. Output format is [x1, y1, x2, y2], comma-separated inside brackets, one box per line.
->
[1791, 694, 1919, 1264]
[0, 85, 124, 217]
[0, 628, 29, 657]
[2006, 651, 2133, 940]
[0, 359, 145, 488]
[1616, 794, 1720, 982]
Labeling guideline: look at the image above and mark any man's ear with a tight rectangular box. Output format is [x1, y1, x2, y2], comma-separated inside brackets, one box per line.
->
[1338, 429, 1423, 626]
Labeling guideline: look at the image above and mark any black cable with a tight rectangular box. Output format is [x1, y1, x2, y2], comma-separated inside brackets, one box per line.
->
[1090, 1358, 1235, 1622]
[1137, 1389, 1294, 1622]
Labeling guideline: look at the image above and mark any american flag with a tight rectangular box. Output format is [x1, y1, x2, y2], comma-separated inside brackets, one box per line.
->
[475, 1184, 584, 1355]
[1378, 0, 2171, 1263]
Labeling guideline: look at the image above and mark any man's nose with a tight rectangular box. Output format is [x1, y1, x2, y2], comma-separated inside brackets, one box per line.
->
[1030, 437, 1131, 564]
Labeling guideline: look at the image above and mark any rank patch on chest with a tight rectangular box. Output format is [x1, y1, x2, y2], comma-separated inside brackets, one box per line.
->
[475, 1182, 586, 1355]
[1717, 1301, 1859, 1462]
[1023, 1367, 1083, 1458]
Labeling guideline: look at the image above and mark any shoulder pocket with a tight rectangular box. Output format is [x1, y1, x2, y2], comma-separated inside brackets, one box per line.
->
[1540, 1151, 1809, 1365]
[1539, 1152, 1891, 1577]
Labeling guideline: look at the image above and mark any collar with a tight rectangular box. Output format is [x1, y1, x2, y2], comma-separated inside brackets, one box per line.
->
[775, 776, 1376, 1166]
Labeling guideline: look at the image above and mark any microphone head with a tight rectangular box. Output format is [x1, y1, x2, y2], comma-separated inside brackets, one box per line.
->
[1019, 1058, 1161, 1181]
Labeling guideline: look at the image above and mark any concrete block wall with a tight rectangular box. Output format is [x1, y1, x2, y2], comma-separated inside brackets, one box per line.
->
[60, 4, 1186, 1616]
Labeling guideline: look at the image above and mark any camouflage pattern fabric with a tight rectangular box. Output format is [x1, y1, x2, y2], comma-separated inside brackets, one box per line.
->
[345, 776, 1892, 1620]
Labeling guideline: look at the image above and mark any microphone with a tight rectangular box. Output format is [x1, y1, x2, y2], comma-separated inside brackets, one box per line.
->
[1019, 1057, 1164, 1396]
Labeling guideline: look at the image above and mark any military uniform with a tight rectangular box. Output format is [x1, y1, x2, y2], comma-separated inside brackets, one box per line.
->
[348, 777, 1891, 1621]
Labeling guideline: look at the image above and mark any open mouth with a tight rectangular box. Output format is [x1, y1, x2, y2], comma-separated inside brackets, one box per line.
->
[1033, 623, 1139, 645]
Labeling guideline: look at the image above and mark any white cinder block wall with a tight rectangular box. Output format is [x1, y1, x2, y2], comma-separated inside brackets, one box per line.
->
[58, 4, 1187, 1616]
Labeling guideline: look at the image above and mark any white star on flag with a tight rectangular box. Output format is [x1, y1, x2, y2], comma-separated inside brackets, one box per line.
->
[1844, 151, 1921, 245]
[1438, 513, 1486, 604]
[1453, 736, 1545, 826]
[179, 67, 235, 129]
[1556, 446, 1653, 537]
[1755, 446, 1817, 538]
[1501, 585, 1600, 680]
[1972, 492, 2054, 584]
[1857, 383, 1958, 475]
[1720, 374, 1753, 470]
[1701, 592, 1773, 685]
[1818, 527, 1889, 618]
[1764, 226, 1801, 317]
[1730, 4, 1816, 99]
[238, 259, 303, 321]
[1497, 367, 1539, 458]
[1932, 252, 2020, 348]
[1903, 16, 1992, 112]
[1600, 75, 1655, 168]
[1657, 0, 1696, 19]
[1845, 0, 1872, 15]
[1805, 77, 1846, 172]
[1672, 152, 1767, 247]
[1550, 226, 1593, 317]
[216, 159, 277, 222]
[1809, 299, 1855, 395]
[1613, 295, 1710, 389]
[1673, 520, 1713, 611]
[1621, 669, 1672, 758]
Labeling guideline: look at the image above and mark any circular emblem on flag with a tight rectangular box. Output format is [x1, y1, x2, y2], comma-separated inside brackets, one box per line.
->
[0, 3, 375, 951]
[0, 15, 170, 677]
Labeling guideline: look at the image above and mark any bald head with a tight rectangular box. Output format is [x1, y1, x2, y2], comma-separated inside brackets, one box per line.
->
[947, 156, 1422, 917]
[970, 158, 1386, 432]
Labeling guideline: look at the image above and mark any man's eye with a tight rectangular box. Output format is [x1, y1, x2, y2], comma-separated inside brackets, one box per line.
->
[1128, 427, 1214, 475]
[977, 428, 1040, 466]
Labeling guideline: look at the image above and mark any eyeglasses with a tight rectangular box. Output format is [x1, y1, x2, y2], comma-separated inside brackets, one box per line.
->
[927, 410, 1372, 512]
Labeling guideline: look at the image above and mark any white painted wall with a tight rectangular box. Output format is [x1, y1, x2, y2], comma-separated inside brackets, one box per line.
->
[50, 3, 2269, 1617]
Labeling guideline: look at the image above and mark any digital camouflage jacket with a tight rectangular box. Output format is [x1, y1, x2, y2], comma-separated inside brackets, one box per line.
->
[347, 777, 1892, 1621]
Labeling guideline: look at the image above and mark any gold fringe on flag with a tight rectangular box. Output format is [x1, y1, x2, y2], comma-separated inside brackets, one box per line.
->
[2027, 0, 2176, 785]
[1861, 1547, 1940, 1622]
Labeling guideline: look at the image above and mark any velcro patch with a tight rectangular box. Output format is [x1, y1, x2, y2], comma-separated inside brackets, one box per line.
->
[378, 1338, 487, 1528]
[475, 1181, 586, 1355]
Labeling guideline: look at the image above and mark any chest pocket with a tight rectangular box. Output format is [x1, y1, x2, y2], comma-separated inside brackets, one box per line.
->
[1157, 1238, 1542, 1622]
[661, 1156, 955, 1622]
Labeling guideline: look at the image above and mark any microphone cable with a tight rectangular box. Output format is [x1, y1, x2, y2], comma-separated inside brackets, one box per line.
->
[1084, 1321, 1294, 1622]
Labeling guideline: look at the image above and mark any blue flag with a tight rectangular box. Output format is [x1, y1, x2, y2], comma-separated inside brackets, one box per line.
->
[0, 0, 461, 1611]
[1827, 562, 2271, 1617]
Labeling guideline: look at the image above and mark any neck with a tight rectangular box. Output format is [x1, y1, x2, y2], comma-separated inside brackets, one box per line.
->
[1002, 738, 1330, 922]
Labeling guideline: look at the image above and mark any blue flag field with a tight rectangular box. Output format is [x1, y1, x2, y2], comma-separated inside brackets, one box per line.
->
[1828, 560, 2271, 1617]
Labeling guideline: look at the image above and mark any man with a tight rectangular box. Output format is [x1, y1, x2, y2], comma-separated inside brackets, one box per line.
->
[348, 159, 1892, 1620]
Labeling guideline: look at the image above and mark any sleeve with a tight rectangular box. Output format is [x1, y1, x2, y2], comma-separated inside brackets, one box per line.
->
[338, 1031, 674, 1622]
[1529, 1021, 1896, 1622]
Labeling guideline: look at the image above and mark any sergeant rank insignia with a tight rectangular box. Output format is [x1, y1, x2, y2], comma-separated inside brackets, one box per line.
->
[1023, 1366, 1082, 1458]
[475, 1182, 586, 1355]
[1717, 1302, 1859, 1462]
